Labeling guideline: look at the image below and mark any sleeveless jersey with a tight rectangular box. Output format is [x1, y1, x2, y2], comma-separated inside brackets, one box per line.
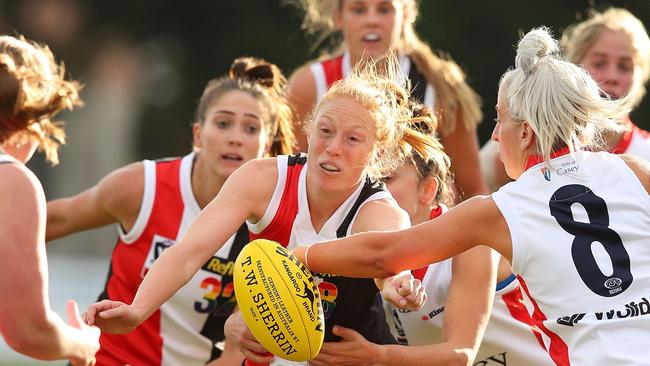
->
[97, 152, 249, 366]
[492, 150, 650, 365]
[246, 154, 396, 366]
[385, 207, 554, 366]
[309, 50, 436, 108]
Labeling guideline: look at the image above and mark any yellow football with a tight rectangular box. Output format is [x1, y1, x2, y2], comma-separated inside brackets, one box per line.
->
[233, 239, 324, 361]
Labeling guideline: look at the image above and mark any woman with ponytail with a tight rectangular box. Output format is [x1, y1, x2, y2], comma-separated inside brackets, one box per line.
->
[46, 57, 296, 366]
[0, 35, 99, 365]
[292, 27, 650, 365]
[308, 104, 553, 366]
[83, 56, 428, 366]
[286, 0, 486, 200]
[481, 7, 650, 192]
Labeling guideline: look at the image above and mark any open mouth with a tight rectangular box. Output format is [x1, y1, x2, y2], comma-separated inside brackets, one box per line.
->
[362, 33, 381, 43]
[320, 162, 341, 172]
[222, 154, 243, 162]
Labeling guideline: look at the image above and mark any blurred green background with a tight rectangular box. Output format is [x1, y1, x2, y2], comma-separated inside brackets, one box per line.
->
[1, 0, 649, 364]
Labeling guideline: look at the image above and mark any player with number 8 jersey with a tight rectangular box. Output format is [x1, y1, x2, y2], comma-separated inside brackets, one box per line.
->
[292, 27, 650, 365]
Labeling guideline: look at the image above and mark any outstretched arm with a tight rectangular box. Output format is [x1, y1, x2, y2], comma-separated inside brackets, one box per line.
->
[85, 159, 278, 333]
[296, 195, 510, 279]
[0, 164, 99, 364]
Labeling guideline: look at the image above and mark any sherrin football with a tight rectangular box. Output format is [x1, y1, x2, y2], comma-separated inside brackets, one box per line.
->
[233, 239, 324, 361]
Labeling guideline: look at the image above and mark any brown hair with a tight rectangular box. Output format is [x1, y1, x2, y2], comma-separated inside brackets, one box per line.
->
[285, 0, 482, 136]
[195, 57, 295, 156]
[562, 7, 650, 110]
[306, 55, 443, 180]
[406, 103, 454, 207]
[0, 35, 82, 164]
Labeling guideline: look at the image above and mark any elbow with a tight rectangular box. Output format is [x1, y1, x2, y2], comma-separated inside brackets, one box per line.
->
[369, 233, 402, 277]
[444, 348, 475, 366]
[3, 318, 65, 360]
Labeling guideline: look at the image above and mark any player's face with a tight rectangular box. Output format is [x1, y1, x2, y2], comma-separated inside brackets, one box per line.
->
[307, 96, 376, 193]
[336, 0, 406, 60]
[580, 29, 635, 100]
[383, 162, 422, 220]
[195, 90, 268, 179]
[492, 87, 527, 179]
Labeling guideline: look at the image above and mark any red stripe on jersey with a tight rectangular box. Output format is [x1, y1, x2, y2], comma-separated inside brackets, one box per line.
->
[249, 162, 305, 247]
[610, 118, 635, 154]
[411, 207, 445, 281]
[517, 275, 570, 366]
[524, 146, 572, 171]
[322, 55, 344, 88]
[501, 285, 546, 350]
[246, 159, 305, 366]
[97, 159, 185, 365]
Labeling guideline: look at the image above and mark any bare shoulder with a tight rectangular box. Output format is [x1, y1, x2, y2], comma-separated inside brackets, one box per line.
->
[287, 64, 317, 103]
[353, 198, 410, 233]
[619, 154, 650, 194]
[223, 157, 280, 218]
[0, 163, 42, 203]
[96, 161, 145, 213]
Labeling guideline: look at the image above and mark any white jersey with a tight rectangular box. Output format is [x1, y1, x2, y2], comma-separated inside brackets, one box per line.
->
[492, 151, 650, 365]
[385, 207, 554, 366]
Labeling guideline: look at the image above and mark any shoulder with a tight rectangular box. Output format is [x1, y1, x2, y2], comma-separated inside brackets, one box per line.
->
[619, 154, 650, 194]
[287, 64, 317, 101]
[0, 164, 44, 222]
[353, 198, 410, 233]
[0, 163, 43, 201]
[230, 157, 279, 193]
[96, 161, 145, 199]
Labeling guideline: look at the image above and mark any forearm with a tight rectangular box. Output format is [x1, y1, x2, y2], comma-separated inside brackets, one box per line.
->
[130, 243, 199, 319]
[299, 231, 398, 278]
[4, 311, 86, 360]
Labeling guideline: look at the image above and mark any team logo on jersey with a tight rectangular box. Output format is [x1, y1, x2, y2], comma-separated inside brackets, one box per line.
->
[541, 167, 551, 181]
[604, 277, 623, 293]
[141, 235, 175, 277]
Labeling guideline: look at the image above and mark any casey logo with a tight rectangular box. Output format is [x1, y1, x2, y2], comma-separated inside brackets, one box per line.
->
[541, 167, 552, 181]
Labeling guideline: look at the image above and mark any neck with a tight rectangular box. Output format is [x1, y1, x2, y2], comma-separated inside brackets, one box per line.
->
[412, 204, 437, 225]
[305, 174, 361, 232]
[191, 153, 226, 209]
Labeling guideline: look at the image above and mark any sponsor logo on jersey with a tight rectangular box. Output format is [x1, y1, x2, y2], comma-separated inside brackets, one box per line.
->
[141, 235, 175, 277]
[419, 305, 445, 321]
[556, 297, 650, 326]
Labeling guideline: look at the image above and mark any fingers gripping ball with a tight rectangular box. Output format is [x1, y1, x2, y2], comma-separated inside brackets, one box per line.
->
[234, 239, 325, 361]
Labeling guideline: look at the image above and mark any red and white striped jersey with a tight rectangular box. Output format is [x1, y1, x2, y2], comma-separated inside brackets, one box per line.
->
[97, 152, 249, 366]
[309, 50, 436, 109]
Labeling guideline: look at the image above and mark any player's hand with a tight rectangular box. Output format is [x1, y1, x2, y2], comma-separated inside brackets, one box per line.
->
[67, 300, 100, 366]
[83, 299, 144, 334]
[224, 311, 274, 364]
[376, 271, 427, 311]
[309, 326, 385, 366]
